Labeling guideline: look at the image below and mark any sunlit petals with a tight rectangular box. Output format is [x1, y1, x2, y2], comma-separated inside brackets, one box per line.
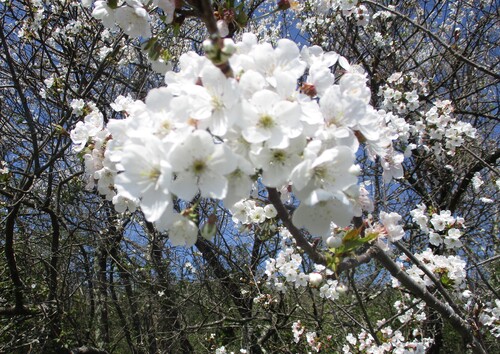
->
[293, 198, 355, 236]
[169, 130, 236, 201]
[241, 90, 302, 149]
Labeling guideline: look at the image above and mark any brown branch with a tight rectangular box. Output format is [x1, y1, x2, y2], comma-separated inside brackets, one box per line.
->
[350, 271, 381, 345]
[192, 0, 219, 36]
[336, 246, 379, 274]
[363, 0, 500, 81]
[374, 247, 487, 354]
[4, 175, 35, 313]
[0, 306, 36, 317]
[195, 238, 248, 315]
[266, 187, 327, 265]
[393, 241, 464, 317]
[5, 204, 26, 311]
[267, 189, 380, 273]
[0, 24, 40, 173]
[448, 148, 500, 211]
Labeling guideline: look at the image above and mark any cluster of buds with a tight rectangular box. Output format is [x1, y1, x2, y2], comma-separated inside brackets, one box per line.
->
[203, 35, 236, 75]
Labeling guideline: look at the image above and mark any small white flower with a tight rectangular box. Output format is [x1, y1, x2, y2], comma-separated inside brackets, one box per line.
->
[44, 77, 55, 88]
[380, 211, 405, 242]
[70, 99, 85, 116]
[169, 130, 236, 201]
[241, 90, 302, 149]
[70, 122, 89, 152]
[92, 1, 117, 29]
[115, 138, 172, 223]
[249, 207, 266, 224]
[264, 204, 277, 219]
[167, 214, 198, 247]
[115, 1, 152, 38]
[308, 273, 323, 287]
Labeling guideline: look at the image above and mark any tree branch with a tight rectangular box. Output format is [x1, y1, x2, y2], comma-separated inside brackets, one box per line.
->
[363, 0, 500, 81]
[374, 247, 487, 354]
[267, 188, 326, 265]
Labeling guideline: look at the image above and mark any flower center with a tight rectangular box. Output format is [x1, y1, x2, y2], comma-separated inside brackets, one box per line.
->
[272, 150, 286, 163]
[258, 114, 275, 129]
[192, 159, 207, 175]
[147, 167, 161, 181]
[211, 95, 224, 111]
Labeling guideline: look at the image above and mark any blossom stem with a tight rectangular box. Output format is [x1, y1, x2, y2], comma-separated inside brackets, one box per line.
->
[186, 0, 218, 35]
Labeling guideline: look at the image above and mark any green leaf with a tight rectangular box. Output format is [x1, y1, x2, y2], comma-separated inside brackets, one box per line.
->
[325, 253, 339, 272]
[235, 1, 245, 11]
[339, 239, 365, 253]
[440, 272, 455, 289]
[342, 228, 361, 242]
[359, 232, 379, 243]
[235, 11, 248, 27]
[107, 0, 118, 9]
[173, 22, 181, 36]
[142, 37, 158, 51]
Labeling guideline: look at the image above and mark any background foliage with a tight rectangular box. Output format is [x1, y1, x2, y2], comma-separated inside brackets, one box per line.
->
[0, 0, 498, 353]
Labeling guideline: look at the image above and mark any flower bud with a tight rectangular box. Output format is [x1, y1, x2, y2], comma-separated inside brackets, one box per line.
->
[336, 283, 348, 294]
[217, 20, 229, 38]
[326, 236, 342, 248]
[308, 273, 323, 287]
[222, 38, 236, 55]
[300, 83, 317, 97]
[200, 214, 217, 240]
[277, 0, 291, 11]
[203, 39, 216, 56]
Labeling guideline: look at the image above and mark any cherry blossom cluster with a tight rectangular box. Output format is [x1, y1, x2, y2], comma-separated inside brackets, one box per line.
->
[357, 211, 405, 250]
[69, 102, 115, 195]
[87, 0, 175, 39]
[16, 0, 45, 37]
[478, 299, 500, 338]
[70, 33, 402, 247]
[264, 229, 309, 292]
[421, 100, 476, 156]
[459, 292, 500, 339]
[393, 249, 466, 292]
[393, 297, 427, 324]
[292, 297, 432, 354]
[379, 72, 425, 115]
[343, 296, 433, 353]
[369, 10, 396, 49]
[291, 321, 324, 352]
[230, 199, 277, 225]
[215, 346, 247, 354]
[292, 0, 370, 33]
[84, 0, 196, 74]
[252, 293, 278, 309]
[410, 204, 465, 249]
[263, 228, 350, 298]
[343, 322, 433, 354]
[0, 161, 9, 176]
[379, 72, 477, 157]
[472, 171, 485, 192]
[471, 171, 499, 204]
